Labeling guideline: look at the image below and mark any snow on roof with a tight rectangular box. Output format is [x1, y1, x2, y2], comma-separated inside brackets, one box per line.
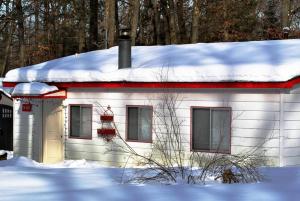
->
[0, 78, 12, 98]
[4, 39, 300, 83]
[12, 82, 58, 96]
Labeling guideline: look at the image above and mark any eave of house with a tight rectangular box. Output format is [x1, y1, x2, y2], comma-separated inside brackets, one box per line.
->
[3, 76, 300, 90]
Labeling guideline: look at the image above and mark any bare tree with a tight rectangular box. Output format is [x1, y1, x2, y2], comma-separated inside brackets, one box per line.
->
[89, 0, 99, 50]
[191, 0, 201, 43]
[76, 0, 87, 53]
[15, 0, 25, 66]
[177, 0, 188, 43]
[105, 0, 116, 48]
[106, 90, 267, 184]
[168, 0, 178, 44]
[129, 0, 140, 45]
[281, 0, 291, 28]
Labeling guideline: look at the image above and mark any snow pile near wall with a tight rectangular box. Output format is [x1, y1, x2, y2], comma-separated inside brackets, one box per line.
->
[0, 150, 13, 159]
[4, 39, 300, 83]
[1, 156, 300, 201]
[0, 156, 103, 169]
[12, 82, 58, 96]
[0, 156, 39, 167]
[46, 159, 103, 168]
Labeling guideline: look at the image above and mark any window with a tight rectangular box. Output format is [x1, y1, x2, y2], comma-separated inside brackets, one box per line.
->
[70, 105, 92, 139]
[127, 106, 152, 142]
[192, 107, 231, 153]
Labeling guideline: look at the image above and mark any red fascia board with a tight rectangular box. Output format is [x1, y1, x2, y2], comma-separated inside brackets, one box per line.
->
[12, 95, 67, 99]
[3, 77, 300, 89]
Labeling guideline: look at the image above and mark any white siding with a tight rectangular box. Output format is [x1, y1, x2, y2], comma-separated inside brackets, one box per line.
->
[283, 86, 300, 166]
[13, 99, 43, 161]
[63, 88, 280, 166]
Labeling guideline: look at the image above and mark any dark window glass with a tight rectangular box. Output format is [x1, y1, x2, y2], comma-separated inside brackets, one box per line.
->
[192, 108, 231, 153]
[127, 106, 152, 142]
[70, 105, 92, 138]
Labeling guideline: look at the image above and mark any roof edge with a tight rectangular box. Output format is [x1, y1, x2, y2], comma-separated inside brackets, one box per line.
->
[3, 77, 300, 89]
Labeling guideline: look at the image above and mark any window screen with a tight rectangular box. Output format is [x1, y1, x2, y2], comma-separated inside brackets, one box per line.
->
[70, 105, 92, 138]
[192, 108, 231, 153]
[127, 106, 152, 142]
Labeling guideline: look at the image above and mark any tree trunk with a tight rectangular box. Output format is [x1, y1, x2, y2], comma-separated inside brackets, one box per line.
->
[129, 0, 140, 45]
[177, 0, 187, 44]
[281, 0, 290, 28]
[43, 0, 50, 44]
[153, 0, 162, 44]
[34, 0, 39, 46]
[168, 0, 178, 44]
[191, 0, 200, 43]
[105, 0, 116, 48]
[115, 0, 119, 43]
[1, 22, 14, 77]
[15, 0, 25, 66]
[78, 0, 86, 52]
[223, 0, 229, 41]
[89, 0, 99, 50]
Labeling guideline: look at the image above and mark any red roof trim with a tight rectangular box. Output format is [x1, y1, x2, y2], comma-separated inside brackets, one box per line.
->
[3, 77, 300, 89]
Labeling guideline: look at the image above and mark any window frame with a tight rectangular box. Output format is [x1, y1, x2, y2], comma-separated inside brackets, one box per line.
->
[69, 104, 93, 140]
[126, 105, 153, 143]
[190, 106, 231, 154]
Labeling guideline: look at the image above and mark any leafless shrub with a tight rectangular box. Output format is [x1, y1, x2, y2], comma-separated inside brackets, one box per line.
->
[105, 92, 268, 185]
[188, 151, 266, 184]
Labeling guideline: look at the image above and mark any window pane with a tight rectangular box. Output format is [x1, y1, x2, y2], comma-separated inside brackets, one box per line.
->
[81, 107, 92, 138]
[71, 106, 80, 137]
[211, 109, 230, 152]
[192, 108, 210, 150]
[128, 107, 139, 140]
[139, 107, 152, 141]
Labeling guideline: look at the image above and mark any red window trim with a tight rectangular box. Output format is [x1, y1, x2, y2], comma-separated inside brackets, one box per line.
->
[4, 76, 300, 89]
[190, 106, 232, 154]
[126, 105, 153, 143]
[69, 104, 93, 140]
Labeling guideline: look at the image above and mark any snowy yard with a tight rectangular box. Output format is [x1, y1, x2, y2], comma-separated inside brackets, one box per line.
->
[0, 155, 299, 201]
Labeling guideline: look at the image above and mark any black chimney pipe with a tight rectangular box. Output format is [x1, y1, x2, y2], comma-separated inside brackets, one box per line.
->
[118, 28, 131, 69]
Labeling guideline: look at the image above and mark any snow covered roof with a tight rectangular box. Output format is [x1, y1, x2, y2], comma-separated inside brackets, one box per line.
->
[4, 39, 300, 83]
[0, 78, 12, 98]
[12, 82, 58, 96]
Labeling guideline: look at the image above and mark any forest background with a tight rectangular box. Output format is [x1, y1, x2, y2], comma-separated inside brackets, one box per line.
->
[0, 0, 300, 76]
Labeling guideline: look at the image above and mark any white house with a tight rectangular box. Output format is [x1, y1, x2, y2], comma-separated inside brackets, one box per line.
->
[4, 38, 300, 167]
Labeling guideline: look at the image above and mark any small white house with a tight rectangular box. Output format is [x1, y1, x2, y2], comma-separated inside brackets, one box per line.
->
[4, 38, 300, 166]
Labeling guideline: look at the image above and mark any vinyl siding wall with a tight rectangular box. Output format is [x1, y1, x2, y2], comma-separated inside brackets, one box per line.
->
[63, 88, 281, 167]
[283, 85, 300, 166]
[13, 99, 43, 162]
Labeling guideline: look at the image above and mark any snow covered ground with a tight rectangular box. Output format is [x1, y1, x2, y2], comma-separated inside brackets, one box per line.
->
[0, 155, 300, 201]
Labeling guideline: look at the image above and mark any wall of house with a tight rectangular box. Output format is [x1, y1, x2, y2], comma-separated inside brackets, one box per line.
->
[63, 88, 281, 167]
[13, 99, 43, 162]
[283, 85, 300, 166]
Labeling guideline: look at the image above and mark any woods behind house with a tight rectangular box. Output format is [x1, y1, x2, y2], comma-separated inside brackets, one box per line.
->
[1, 0, 300, 76]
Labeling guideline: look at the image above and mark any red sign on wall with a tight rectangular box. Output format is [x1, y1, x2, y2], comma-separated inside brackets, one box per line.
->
[22, 103, 32, 112]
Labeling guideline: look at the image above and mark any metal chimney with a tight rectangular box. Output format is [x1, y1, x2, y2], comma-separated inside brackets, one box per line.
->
[282, 27, 290, 39]
[118, 28, 131, 69]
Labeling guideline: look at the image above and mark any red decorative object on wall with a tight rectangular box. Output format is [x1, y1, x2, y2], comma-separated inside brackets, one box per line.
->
[100, 115, 114, 121]
[22, 103, 32, 112]
[98, 105, 116, 141]
[97, 128, 116, 135]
